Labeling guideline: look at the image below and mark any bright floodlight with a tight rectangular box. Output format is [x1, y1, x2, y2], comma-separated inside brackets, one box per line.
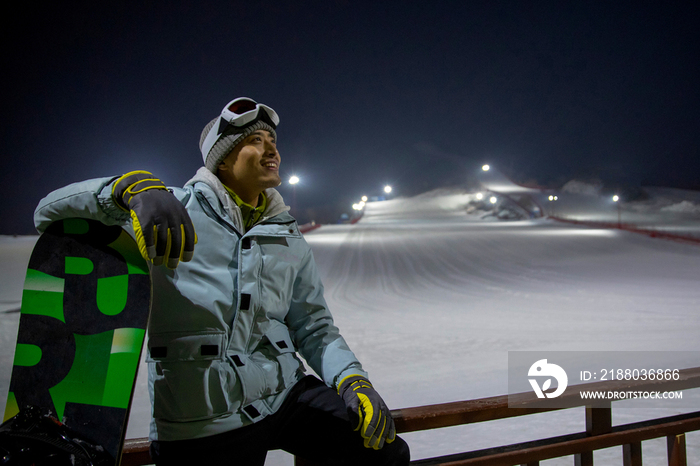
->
[384, 185, 392, 194]
[476, 192, 483, 200]
[289, 176, 300, 185]
[482, 164, 490, 171]
[489, 196, 497, 204]
[361, 196, 368, 202]
[549, 195, 558, 201]
[612, 195, 619, 202]
[352, 203, 361, 210]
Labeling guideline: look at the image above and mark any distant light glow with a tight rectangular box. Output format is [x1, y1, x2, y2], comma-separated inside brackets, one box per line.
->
[489, 196, 497, 204]
[289, 176, 300, 185]
[548, 195, 558, 201]
[612, 195, 619, 202]
[476, 192, 484, 200]
[304, 232, 347, 245]
[536, 228, 617, 237]
[361, 196, 368, 202]
[384, 185, 392, 193]
[482, 164, 490, 171]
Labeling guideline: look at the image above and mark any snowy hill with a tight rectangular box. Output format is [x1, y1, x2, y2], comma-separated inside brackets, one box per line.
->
[0, 236, 38, 313]
[479, 171, 700, 240]
[2, 184, 700, 465]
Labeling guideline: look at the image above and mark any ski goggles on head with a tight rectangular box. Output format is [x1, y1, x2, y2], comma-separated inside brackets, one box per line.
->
[200, 97, 280, 160]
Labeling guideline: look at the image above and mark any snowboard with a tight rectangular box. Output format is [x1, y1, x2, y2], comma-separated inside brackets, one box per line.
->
[2, 218, 151, 465]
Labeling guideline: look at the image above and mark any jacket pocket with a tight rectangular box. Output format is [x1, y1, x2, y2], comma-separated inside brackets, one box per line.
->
[234, 323, 303, 405]
[264, 323, 303, 388]
[147, 331, 241, 422]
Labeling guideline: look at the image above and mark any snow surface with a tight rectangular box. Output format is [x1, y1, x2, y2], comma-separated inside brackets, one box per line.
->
[2, 182, 700, 465]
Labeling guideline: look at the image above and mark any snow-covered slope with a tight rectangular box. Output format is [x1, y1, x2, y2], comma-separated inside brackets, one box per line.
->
[305, 192, 700, 464]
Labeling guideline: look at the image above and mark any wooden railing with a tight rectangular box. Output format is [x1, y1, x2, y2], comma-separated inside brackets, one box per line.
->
[121, 367, 700, 466]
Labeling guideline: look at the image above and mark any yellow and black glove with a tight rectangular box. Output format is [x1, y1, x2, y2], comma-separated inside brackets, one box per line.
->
[112, 171, 196, 268]
[338, 375, 396, 450]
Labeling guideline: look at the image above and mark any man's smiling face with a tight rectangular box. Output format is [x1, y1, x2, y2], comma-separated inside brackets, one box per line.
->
[217, 130, 281, 205]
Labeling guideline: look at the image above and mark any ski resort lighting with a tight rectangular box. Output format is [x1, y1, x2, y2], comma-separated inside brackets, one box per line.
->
[612, 195, 619, 202]
[384, 185, 392, 194]
[352, 203, 363, 210]
[548, 195, 558, 201]
[289, 176, 300, 185]
[482, 164, 490, 171]
[489, 196, 497, 204]
[361, 196, 368, 202]
[476, 192, 484, 200]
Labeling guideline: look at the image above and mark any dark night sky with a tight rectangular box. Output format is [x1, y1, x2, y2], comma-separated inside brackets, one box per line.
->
[2, 1, 699, 234]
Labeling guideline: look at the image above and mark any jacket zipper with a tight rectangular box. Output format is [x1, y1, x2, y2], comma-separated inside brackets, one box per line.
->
[196, 192, 241, 237]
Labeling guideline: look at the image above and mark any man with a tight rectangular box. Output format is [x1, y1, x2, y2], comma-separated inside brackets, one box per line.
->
[34, 97, 410, 465]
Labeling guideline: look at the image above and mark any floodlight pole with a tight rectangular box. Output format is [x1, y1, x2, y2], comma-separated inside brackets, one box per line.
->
[548, 195, 557, 217]
[289, 176, 299, 214]
[617, 203, 621, 228]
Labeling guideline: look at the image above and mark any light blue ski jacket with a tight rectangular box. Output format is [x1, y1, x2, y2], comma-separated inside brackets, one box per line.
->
[34, 167, 367, 441]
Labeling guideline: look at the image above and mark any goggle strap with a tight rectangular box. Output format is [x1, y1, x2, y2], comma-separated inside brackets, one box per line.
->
[200, 116, 227, 163]
[217, 117, 231, 136]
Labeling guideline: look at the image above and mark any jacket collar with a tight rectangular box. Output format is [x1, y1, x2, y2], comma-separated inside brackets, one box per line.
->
[186, 167, 290, 231]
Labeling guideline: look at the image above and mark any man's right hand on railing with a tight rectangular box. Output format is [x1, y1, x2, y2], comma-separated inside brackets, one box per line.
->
[338, 375, 396, 450]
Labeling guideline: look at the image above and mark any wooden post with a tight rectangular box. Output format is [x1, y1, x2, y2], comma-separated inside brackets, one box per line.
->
[585, 405, 612, 436]
[575, 404, 612, 466]
[667, 433, 687, 466]
[622, 442, 642, 466]
[574, 453, 592, 466]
